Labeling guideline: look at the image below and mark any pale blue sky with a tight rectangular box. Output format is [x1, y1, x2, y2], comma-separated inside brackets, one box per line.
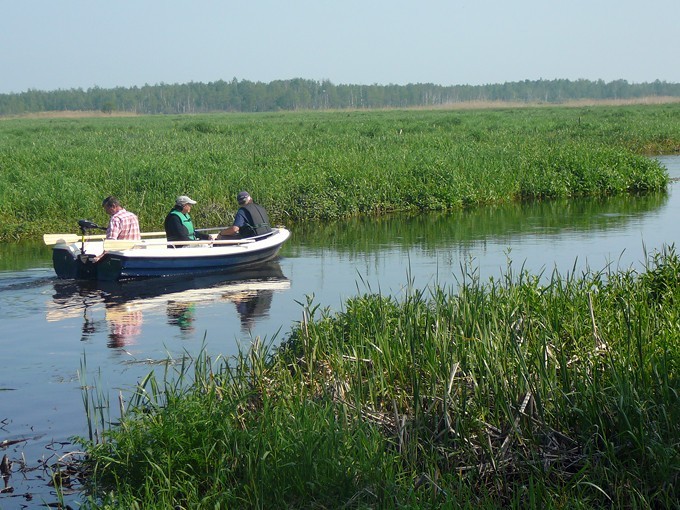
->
[1, 0, 678, 94]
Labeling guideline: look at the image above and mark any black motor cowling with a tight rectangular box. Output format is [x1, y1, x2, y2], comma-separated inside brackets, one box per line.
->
[78, 219, 107, 233]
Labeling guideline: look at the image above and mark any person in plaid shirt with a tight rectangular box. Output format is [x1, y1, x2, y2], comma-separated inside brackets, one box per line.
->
[102, 196, 141, 240]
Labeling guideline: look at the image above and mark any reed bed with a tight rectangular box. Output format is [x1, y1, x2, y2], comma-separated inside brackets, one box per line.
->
[1, 104, 677, 241]
[77, 247, 680, 509]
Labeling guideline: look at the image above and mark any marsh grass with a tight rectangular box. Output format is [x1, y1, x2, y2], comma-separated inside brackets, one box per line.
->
[79, 355, 109, 446]
[77, 247, 680, 509]
[0, 105, 676, 241]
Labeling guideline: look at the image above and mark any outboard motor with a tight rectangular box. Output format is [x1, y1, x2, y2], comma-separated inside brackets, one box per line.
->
[77, 220, 107, 278]
[78, 219, 107, 234]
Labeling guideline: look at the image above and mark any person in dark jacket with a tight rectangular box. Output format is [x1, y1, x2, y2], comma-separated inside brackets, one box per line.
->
[164, 195, 211, 244]
[218, 191, 272, 239]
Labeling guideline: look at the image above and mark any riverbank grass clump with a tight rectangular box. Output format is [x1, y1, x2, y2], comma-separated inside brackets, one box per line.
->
[1, 104, 677, 241]
[77, 247, 680, 509]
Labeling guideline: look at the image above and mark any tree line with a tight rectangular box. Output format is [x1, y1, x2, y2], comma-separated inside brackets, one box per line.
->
[1, 78, 679, 116]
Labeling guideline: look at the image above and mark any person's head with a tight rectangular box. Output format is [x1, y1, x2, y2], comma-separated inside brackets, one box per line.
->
[175, 195, 197, 212]
[102, 196, 122, 216]
[237, 191, 252, 206]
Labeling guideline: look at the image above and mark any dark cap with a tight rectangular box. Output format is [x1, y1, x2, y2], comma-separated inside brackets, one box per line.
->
[237, 191, 251, 204]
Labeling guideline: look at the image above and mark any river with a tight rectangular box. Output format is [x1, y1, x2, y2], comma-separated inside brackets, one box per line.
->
[0, 155, 678, 508]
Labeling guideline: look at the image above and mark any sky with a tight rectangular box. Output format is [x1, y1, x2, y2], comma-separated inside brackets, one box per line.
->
[1, 0, 678, 95]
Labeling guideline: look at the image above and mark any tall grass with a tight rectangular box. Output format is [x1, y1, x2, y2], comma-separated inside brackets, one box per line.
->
[0, 105, 676, 241]
[77, 246, 680, 509]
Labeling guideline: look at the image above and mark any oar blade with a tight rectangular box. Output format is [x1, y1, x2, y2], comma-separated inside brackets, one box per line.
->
[43, 234, 80, 245]
[44, 230, 167, 246]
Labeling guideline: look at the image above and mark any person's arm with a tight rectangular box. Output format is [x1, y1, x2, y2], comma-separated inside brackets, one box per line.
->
[219, 225, 239, 236]
[218, 209, 247, 237]
[106, 215, 122, 239]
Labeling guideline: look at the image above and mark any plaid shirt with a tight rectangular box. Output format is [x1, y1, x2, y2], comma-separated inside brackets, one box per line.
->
[107, 209, 141, 240]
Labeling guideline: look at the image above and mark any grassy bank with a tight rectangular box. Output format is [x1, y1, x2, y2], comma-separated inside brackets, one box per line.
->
[1, 104, 677, 241]
[77, 247, 679, 509]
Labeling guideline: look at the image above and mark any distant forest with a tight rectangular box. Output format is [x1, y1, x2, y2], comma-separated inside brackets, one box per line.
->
[1, 78, 679, 116]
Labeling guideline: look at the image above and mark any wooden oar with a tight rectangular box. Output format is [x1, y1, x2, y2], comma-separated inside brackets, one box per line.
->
[43, 231, 166, 246]
[43, 233, 106, 245]
[103, 238, 255, 250]
[195, 226, 231, 232]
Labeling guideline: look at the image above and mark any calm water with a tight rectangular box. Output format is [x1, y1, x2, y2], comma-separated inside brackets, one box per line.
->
[0, 155, 678, 508]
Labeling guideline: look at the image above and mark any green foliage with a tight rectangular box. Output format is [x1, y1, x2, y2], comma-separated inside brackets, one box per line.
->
[0, 105, 676, 241]
[78, 247, 680, 508]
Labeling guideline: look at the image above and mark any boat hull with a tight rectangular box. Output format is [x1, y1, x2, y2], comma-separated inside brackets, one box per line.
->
[51, 228, 290, 281]
[98, 243, 283, 280]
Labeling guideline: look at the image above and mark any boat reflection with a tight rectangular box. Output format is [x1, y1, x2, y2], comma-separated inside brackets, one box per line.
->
[47, 262, 291, 346]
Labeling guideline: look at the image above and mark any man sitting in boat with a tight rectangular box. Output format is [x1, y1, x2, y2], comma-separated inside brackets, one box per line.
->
[164, 195, 211, 246]
[217, 191, 272, 239]
[102, 196, 141, 240]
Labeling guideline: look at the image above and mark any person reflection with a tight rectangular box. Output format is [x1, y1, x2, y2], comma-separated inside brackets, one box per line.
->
[229, 289, 274, 332]
[167, 301, 196, 333]
[105, 305, 143, 348]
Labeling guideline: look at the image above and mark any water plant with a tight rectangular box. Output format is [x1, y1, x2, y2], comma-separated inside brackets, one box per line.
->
[77, 246, 680, 508]
[0, 105, 676, 241]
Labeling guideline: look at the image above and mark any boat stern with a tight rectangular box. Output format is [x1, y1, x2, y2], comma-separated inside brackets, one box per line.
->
[52, 243, 101, 280]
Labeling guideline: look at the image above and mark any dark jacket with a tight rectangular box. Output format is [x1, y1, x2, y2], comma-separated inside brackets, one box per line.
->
[237, 202, 272, 238]
[164, 207, 210, 242]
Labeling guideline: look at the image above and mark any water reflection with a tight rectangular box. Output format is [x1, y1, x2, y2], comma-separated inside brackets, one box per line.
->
[106, 305, 143, 347]
[0, 241, 52, 272]
[167, 302, 196, 334]
[47, 262, 291, 346]
[288, 191, 669, 255]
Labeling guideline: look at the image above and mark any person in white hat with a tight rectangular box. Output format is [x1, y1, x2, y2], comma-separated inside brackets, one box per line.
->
[163, 195, 210, 245]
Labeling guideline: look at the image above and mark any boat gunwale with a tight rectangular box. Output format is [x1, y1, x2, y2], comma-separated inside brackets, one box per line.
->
[52, 228, 290, 258]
